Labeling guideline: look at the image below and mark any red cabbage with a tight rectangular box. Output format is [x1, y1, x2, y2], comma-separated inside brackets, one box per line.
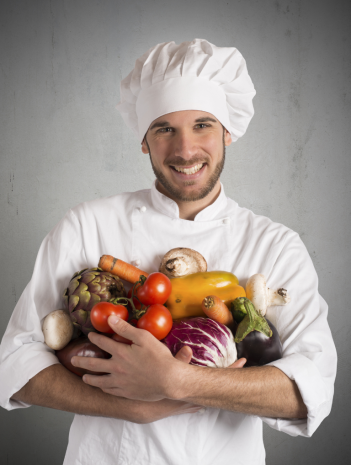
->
[162, 317, 237, 368]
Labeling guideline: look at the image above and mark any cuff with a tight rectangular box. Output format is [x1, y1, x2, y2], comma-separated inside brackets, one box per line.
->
[0, 342, 60, 410]
[261, 353, 333, 437]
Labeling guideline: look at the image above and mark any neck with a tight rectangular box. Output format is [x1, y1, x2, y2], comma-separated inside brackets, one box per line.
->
[155, 180, 222, 220]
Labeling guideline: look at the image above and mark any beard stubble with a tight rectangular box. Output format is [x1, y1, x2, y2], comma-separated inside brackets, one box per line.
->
[145, 132, 226, 202]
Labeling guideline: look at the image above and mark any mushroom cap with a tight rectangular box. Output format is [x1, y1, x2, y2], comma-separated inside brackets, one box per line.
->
[159, 248, 207, 278]
[43, 309, 74, 350]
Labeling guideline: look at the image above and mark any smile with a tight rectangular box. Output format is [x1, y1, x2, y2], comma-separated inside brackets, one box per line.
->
[171, 163, 204, 175]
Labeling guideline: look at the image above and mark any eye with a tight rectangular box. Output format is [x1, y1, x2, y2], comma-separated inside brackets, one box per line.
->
[157, 127, 173, 133]
[195, 123, 210, 129]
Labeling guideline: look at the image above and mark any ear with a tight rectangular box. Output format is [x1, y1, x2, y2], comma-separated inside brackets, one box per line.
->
[224, 129, 232, 147]
[141, 137, 149, 154]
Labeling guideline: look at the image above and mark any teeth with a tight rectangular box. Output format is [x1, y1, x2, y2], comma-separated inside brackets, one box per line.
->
[173, 163, 203, 174]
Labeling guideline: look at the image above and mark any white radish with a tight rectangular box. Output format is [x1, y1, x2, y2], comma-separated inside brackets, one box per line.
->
[42, 310, 74, 350]
[246, 273, 291, 316]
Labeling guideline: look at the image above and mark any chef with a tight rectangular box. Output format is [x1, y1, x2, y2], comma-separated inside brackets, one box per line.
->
[0, 39, 337, 465]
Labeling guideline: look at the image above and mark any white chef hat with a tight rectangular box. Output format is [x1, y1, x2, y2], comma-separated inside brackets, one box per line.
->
[117, 38, 256, 143]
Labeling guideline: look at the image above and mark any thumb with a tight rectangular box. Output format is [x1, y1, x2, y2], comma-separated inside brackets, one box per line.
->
[108, 316, 140, 344]
[174, 345, 193, 364]
[227, 357, 247, 369]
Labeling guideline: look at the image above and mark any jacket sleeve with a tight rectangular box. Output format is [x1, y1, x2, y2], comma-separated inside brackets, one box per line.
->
[0, 209, 87, 410]
[261, 231, 337, 437]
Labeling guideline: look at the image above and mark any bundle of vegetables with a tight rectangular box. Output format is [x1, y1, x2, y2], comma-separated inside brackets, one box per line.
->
[45, 248, 290, 377]
[63, 269, 174, 341]
[54, 267, 174, 376]
[106, 272, 174, 341]
[163, 317, 237, 368]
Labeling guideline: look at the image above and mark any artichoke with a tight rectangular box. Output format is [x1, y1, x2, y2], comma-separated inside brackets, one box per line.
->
[63, 268, 126, 335]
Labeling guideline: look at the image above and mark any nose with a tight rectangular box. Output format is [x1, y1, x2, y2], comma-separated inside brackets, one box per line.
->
[172, 130, 199, 160]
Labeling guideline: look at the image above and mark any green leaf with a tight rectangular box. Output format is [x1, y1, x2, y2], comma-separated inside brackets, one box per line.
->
[71, 309, 88, 325]
[68, 278, 80, 295]
[86, 293, 101, 311]
[88, 282, 102, 293]
[78, 289, 91, 308]
[73, 282, 89, 295]
[68, 295, 79, 313]
[80, 272, 99, 285]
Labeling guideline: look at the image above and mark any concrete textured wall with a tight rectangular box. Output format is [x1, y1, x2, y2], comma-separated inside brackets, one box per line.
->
[1, 0, 350, 463]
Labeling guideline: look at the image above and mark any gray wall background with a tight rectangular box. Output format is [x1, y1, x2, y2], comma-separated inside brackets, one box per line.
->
[1, 0, 350, 463]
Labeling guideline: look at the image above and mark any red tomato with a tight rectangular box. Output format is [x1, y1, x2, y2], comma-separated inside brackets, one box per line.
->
[137, 304, 173, 340]
[136, 272, 172, 305]
[90, 302, 128, 334]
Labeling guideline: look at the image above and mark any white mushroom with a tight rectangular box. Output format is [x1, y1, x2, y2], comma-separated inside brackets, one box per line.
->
[159, 248, 207, 278]
[246, 273, 291, 316]
[42, 309, 74, 350]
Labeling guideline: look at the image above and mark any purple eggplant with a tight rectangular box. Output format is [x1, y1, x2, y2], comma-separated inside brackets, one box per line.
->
[231, 297, 283, 367]
[56, 336, 111, 377]
[235, 318, 282, 367]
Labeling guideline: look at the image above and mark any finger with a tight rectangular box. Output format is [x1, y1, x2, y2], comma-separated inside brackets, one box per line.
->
[108, 316, 145, 345]
[88, 331, 130, 356]
[112, 333, 133, 345]
[100, 387, 124, 396]
[174, 345, 193, 364]
[71, 354, 112, 373]
[227, 358, 247, 369]
[82, 373, 121, 392]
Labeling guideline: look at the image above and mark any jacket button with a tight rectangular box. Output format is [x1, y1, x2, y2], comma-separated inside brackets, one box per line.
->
[140, 206, 147, 213]
[135, 259, 141, 266]
[223, 218, 230, 224]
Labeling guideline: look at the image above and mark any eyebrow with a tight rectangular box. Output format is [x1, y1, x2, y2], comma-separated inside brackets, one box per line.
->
[149, 121, 171, 131]
[149, 116, 218, 131]
[194, 117, 218, 123]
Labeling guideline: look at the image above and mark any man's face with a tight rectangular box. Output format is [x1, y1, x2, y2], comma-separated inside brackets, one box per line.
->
[141, 110, 232, 203]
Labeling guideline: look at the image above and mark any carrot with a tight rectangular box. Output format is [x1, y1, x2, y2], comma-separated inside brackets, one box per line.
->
[202, 295, 234, 326]
[98, 255, 149, 283]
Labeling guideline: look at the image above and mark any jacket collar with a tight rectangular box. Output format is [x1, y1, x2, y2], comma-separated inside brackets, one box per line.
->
[150, 180, 228, 221]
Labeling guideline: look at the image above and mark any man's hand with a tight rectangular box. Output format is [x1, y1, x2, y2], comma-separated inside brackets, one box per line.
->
[72, 316, 188, 401]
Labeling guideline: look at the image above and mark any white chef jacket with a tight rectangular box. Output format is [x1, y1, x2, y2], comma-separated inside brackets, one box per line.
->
[0, 181, 337, 465]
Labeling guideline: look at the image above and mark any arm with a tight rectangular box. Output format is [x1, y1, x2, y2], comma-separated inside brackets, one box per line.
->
[169, 363, 307, 419]
[72, 318, 307, 419]
[11, 349, 202, 424]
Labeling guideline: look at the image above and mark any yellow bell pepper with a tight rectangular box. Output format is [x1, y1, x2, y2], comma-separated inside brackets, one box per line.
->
[166, 271, 245, 320]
